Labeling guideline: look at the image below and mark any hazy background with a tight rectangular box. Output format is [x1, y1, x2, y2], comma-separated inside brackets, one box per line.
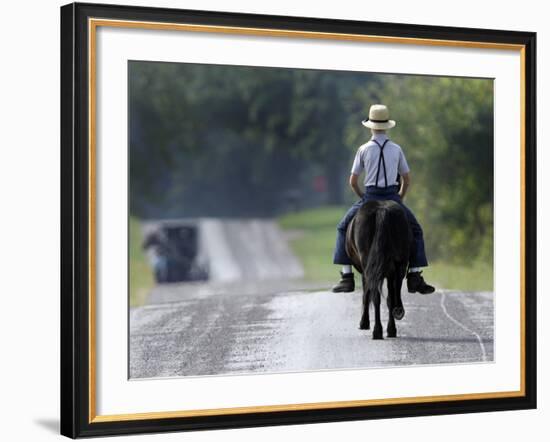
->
[129, 61, 493, 306]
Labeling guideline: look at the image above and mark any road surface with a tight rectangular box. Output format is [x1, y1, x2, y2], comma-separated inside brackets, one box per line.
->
[129, 287, 493, 379]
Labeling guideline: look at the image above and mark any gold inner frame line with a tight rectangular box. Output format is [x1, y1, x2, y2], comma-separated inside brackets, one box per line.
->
[87, 17, 527, 424]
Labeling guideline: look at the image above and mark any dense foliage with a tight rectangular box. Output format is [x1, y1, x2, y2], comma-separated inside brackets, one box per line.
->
[129, 62, 493, 264]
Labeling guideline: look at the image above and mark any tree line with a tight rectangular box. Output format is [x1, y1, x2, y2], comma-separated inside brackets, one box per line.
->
[129, 61, 493, 264]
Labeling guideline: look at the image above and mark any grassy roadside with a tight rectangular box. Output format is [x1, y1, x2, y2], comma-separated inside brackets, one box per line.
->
[425, 260, 493, 292]
[129, 217, 154, 307]
[278, 206, 493, 291]
[278, 206, 345, 283]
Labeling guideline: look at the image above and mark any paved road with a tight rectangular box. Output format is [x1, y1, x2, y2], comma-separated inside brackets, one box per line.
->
[129, 287, 493, 379]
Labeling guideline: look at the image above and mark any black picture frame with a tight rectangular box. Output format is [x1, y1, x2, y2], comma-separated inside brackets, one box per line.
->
[60, 2, 537, 438]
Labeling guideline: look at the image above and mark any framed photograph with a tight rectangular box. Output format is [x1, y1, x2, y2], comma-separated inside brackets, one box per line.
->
[60, 2, 537, 438]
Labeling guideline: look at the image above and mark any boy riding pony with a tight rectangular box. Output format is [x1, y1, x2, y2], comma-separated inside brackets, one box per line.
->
[332, 104, 435, 295]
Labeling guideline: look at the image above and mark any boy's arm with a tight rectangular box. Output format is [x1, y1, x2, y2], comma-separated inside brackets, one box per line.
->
[399, 172, 410, 200]
[349, 146, 364, 198]
[397, 147, 411, 200]
[349, 174, 364, 198]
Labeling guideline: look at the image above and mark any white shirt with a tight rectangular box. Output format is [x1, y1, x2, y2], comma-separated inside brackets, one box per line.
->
[350, 134, 410, 187]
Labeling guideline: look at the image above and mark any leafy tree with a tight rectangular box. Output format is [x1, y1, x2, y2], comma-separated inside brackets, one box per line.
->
[344, 75, 494, 262]
[129, 62, 375, 216]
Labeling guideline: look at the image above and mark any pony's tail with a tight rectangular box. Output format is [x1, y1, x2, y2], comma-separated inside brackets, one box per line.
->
[364, 208, 390, 305]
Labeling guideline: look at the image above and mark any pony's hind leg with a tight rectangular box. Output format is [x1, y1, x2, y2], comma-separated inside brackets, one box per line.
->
[372, 290, 383, 340]
[359, 277, 370, 330]
[393, 266, 406, 320]
[386, 278, 397, 338]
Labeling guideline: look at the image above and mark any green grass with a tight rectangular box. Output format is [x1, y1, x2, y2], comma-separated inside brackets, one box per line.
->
[425, 260, 493, 292]
[278, 206, 493, 291]
[129, 217, 154, 307]
[278, 206, 345, 282]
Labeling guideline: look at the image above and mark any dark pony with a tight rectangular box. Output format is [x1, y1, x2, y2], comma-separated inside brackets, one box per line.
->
[346, 200, 412, 340]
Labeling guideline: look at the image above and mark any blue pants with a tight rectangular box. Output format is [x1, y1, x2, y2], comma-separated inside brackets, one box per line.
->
[333, 185, 428, 267]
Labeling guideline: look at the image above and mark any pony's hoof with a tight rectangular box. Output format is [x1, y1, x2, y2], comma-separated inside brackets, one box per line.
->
[387, 330, 397, 338]
[372, 332, 384, 340]
[392, 307, 405, 320]
[359, 321, 370, 330]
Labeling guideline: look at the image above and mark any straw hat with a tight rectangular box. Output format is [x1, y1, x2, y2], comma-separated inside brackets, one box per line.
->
[361, 104, 396, 130]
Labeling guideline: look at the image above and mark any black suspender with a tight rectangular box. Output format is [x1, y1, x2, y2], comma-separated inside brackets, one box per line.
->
[372, 138, 389, 188]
